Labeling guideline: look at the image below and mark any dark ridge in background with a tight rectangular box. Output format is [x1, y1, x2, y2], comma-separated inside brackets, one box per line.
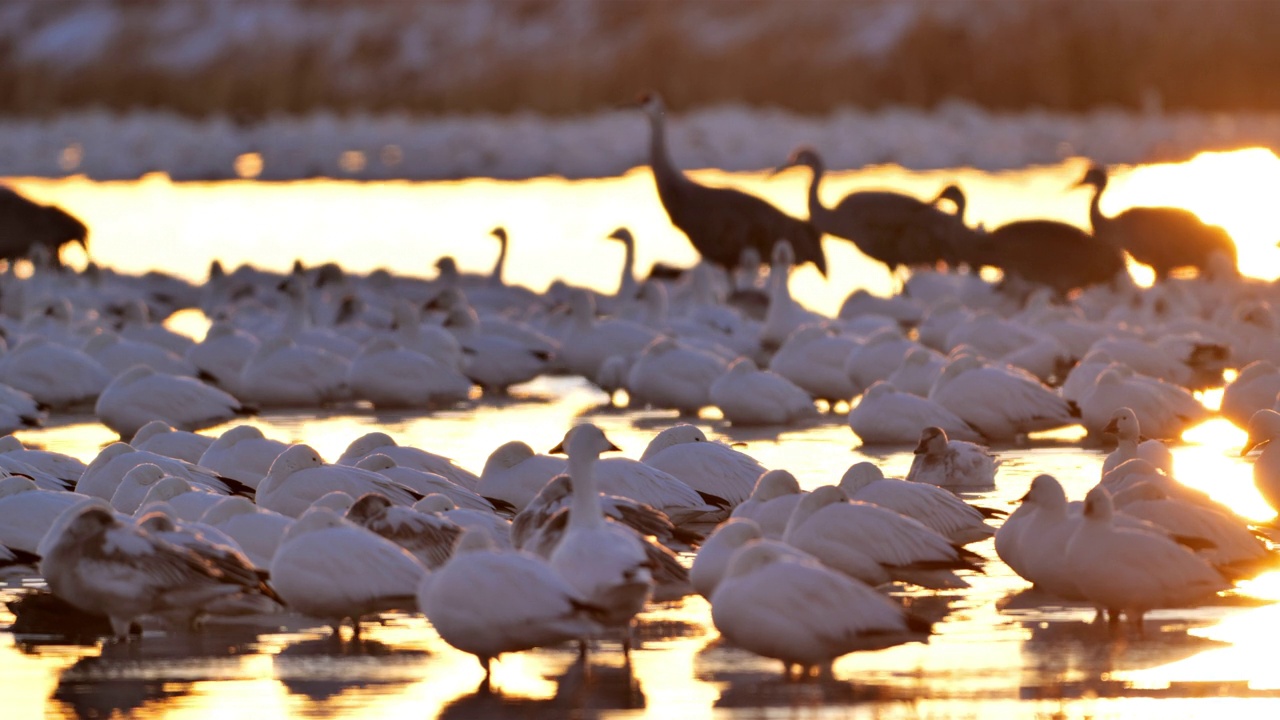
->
[2, 0, 1279, 120]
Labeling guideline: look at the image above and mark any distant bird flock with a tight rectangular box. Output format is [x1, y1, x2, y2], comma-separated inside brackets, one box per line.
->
[1, 91, 1279, 686]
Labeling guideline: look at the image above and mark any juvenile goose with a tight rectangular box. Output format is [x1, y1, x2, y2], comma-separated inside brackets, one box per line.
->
[906, 427, 999, 489]
[344, 492, 463, 569]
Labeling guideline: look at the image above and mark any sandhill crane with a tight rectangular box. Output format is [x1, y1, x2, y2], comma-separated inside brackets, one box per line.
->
[951, 219, 1129, 298]
[772, 147, 971, 273]
[0, 186, 87, 268]
[635, 93, 826, 276]
[1076, 166, 1237, 281]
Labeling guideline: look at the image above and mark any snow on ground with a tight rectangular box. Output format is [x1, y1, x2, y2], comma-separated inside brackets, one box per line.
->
[1, 105, 1279, 182]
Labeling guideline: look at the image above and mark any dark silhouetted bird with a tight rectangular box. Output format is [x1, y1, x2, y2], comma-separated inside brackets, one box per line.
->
[0, 186, 87, 268]
[1076, 166, 1237, 281]
[773, 148, 971, 273]
[636, 93, 826, 276]
[952, 219, 1129, 298]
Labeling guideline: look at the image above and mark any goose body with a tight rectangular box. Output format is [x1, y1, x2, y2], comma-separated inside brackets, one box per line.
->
[476, 440, 567, 512]
[710, 358, 815, 426]
[839, 462, 994, 545]
[730, 469, 804, 539]
[95, 366, 248, 438]
[906, 427, 999, 489]
[848, 381, 983, 445]
[257, 444, 421, 518]
[640, 424, 764, 506]
[131, 420, 217, 464]
[337, 431, 480, 490]
[197, 425, 290, 489]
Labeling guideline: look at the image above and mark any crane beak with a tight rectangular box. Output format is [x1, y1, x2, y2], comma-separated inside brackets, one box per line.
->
[767, 161, 795, 178]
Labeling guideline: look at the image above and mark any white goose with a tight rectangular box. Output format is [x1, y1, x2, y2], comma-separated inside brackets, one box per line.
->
[710, 541, 928, 679]
[1064, 485, 1229, 632]
[1243, 409, 1280, 515]
[843, 328, 920, 393]
[558, 289, 662, 381]
[109, 463, 178, 515]
[848, 380, 984, 445]
[1078, 366, 1208, 440]
[639, 424, 765, 506]
[1100, 407, 1174, 476]
[0, 476, 91, 556]
[199, 495, 293, 573]
[730, 469, 805, 539]
[548, 424, 654, 641]
[346, 337, 472, 408]
[759, 240, 826, 350]
[0, 435, 86, 489]
[0, 381, 46, 433]
[130, 420, 217, 464]
[389, 300, 465, 370]
[418, 528, 603, 685]
[0, 336, 112, 409]
[197, 425, 290, 489]
[95, 366, 249, 438]
[414, 494, 514, 549]
[136, 476, 226, 522]
[709, 357, 816, 426]
[356, 454, 504, 513]
[510, 475, 689, 554]
[78, 442, 253, 501]
[906, 426, 999, 489]
[337, 431, 481, 490]
[625, 336, 727, 414]
[257, 444, 422, 518]
[183, 320, 260, 395]
[928, 353, 1076, 441]
[438, 302, 550, 393]
[1221, 360, 1280, 431]
[838, 462, 995, 545]
[40, 503, 260, 639]
[689, 517, 813, 599]
[268, 506, 426, 638]
[82, 330, 197, 378]
[768, 324, 859, 405]
[783, 485, 980, 590]
[475, 440, 567, 512]
[236, 336, 350, 408]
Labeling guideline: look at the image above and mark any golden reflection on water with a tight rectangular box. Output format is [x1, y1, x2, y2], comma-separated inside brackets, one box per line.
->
[9, 147, 1280, 317]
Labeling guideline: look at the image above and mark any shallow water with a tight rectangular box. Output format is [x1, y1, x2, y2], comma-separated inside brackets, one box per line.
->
[3, 150, 1280, 718]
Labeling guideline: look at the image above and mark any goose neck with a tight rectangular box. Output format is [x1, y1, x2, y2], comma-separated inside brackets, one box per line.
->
[567, 453, 605, 529]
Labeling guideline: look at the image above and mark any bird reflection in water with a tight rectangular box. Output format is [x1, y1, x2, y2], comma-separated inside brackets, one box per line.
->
[440, 655, 644, 719]
[272, 634, 431, 702]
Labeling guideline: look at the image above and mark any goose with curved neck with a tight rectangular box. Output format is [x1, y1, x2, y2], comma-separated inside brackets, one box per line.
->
[608, 227, 638, 304]
[488, 227, 508, 287]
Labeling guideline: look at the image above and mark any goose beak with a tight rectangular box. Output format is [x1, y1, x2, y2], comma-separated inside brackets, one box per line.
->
[549, 441, 565, 455]
[913, 438, 929, 454]
[606, 441, 622, 453]
[1101, 418, 1120, 436]
[1242, 437, 1265, 456]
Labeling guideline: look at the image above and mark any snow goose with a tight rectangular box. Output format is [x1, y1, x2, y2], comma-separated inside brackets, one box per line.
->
[116, 299, 196, 356]
[906, 426, 998, 489]
[0, 476, 91, 556]
[274, 275, 361, 359]
[1060, 348, 1119, 408]
[558, 289, 662, 381]
[1086, 336, 1202, 389]
[511, 475, 691, 553]
[759, 241, 826, 350]
[0, 435, 85, 490]
[1113, 481, 1276, 577]
[344, 492, 463, 569]
[0, 382, 46, 433]
[40, 503, 262, 639]
[1078, 366, 1209, 440]
[599, 227, 639, 315]
[94, 366, 250, 438]
[0, 336, 112, 409]
[110, 463, 179, 515]
[476, 440, 567, 512]
[413, 494, 514, 549]
[82, 330, 197, 377]
[1221, 361, 1280, 430]
[346, 337, 472, 408]
[183, 320, 259, 395]
[916, 299, 976, 353]
[268, 506, 426, 638]
[356, 454, 506, 513]
[928, 353, 1076, 441]
[78, 442, 252, 501]
[783, 485, 981, 589]
[438, 302, 550, 393]
[710, 541, 928, 678]
[1243, 409, 1280, 515]
[625, 336, 727, 413]
[690, 517, 813, 598]
[710, 357, 816, 426]
[885, 343, 947, 394]
[197, 425, 290, 489]
[200, 495, 292, 573]
[1064, 485, 1229, 632]
[390, 300, 465, 370]
[994, 474, 1068, 591]
[848, 381, 984, 445]
[337, 431, 480, 490]
[130, 420, 216, 464]
[257, 444, 421, 518]
[768, 324, 859, 405]
[943, 312, 1044, 359]
[573, 449, 723, 526]
[838, 462, 995, 545]
[547, 424, 654, 640]
[837, 289, 925, 328]
[843, 328, 920, 393]
[418, 528, 604, 687]
[639, 424, 765, 505]
[136, 477, 225, 522]
[731, 469, 804, 539]
[1100, 407, 1174, 476]
[237, 336, 350, 408]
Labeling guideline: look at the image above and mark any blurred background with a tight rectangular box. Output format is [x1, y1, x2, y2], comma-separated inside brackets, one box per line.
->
[4, 0, 1280, 118]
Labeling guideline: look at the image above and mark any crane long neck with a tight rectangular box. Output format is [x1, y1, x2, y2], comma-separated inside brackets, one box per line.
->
[489, 235, 507, 286]
[1088, 182, 1108, 234]
[567, 452, 605, 530]
[804, 161, 831, 225]
[648, 111, 684, 191]
[619, 236, 636, 297]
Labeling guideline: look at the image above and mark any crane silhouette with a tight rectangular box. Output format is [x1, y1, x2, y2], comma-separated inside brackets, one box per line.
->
[635, 93, 826, 276]
[1076, 166, 1237, 281]
[952, 218, 1129, 298]
[772, 147, 970, 273]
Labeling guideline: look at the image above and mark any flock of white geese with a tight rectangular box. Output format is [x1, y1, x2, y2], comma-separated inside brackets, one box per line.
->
[3, 229, 1280, 684]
